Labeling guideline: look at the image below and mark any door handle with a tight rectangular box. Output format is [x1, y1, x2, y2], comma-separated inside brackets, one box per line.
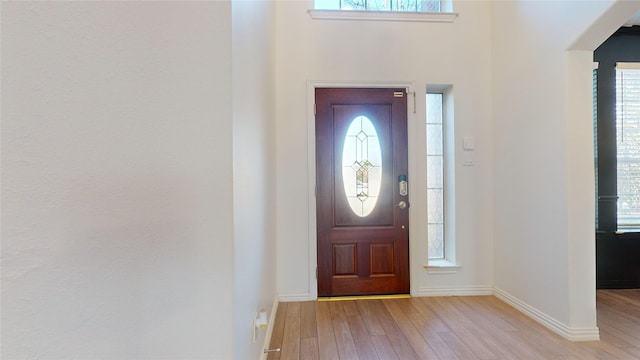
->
[395, 201, 408, 209]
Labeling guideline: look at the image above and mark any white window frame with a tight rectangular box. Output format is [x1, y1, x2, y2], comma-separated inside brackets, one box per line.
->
[425, 85, 458, 271]
[426, 92, 445, 260]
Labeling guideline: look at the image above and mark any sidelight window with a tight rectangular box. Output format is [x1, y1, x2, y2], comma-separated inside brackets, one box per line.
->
[427, 93, 445, 259]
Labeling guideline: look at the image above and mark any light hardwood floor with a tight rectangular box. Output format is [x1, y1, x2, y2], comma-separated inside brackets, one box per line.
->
[266, 290, 640, 360]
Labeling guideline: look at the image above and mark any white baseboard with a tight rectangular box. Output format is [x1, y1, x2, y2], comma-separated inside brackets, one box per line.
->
[493, 287, 600, 342]
[277, 293, 313, 302]
[566, 327, 601, 342]
[275, 287, 599, 342]
[260, 296, 280, 360]
[416, 285, 494, 297]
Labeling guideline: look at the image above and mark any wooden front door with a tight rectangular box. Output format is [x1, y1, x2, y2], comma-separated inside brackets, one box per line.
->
[316, 87, 410, 297]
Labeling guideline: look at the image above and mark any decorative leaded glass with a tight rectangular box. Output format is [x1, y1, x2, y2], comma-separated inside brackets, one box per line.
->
[342, 116, 382, 217]
[315, 0, 441, 12]
[427, 92, 445, 259]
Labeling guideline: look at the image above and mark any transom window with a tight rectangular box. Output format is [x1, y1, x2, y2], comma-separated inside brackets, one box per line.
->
[315, 0, 445, 12]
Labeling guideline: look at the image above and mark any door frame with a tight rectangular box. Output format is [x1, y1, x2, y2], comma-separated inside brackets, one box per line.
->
[306, 80, 418, 299]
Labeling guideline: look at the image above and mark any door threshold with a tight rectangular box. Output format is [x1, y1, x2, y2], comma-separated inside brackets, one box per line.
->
[318, 294, 411, 302]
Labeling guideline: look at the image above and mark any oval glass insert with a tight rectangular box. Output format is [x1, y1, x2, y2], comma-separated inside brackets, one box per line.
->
[342, 116, 382, 217]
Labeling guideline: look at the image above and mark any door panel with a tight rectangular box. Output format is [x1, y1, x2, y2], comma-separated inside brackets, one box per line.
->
[316, 88, 409, 297]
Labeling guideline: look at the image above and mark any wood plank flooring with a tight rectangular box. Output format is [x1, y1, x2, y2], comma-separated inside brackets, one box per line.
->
[266, 290, 640, 360]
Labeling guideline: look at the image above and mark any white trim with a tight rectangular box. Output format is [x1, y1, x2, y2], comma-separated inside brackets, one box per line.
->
[566, 328, 602, 342]
[424, 85, 456, 266]
[416, 285, 493, 297]
[407, 84, 421, 297]
[425, 266, 461, 275]
[306, 82, 318, 301]
[278, 292, 314, 302]
[308, 9, 458, 22]
[307, 80, 416, 300]
[310, 80, 415, 89]
[426, 258, 460, 274]
[494, 287, 600, 342]
[259, 296, 280, 360]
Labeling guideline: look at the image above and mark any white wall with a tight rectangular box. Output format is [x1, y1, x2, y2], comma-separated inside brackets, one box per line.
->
[2, 2, 235, 358]
[232, 1, 278, 359]
[4, 1, 639, 357]
[275, 0, 640, 341]
[275, 0, 495, 299]
[566, 0, 640, 331]
[491, 0, 640, 338]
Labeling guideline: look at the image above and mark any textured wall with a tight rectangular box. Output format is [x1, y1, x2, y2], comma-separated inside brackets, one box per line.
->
[1, 2, 234, 358]
[232, 0, 278, 359]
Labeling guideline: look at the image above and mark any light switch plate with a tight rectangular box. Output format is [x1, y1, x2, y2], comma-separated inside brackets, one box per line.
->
[463, 136, 475, 150]
[463, 151, 475, 166]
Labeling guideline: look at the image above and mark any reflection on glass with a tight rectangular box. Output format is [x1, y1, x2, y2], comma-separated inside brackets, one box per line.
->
[342, 116, 382, 217]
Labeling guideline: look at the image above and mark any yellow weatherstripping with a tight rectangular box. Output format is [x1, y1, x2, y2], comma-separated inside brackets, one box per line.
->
[317, 294, 411, 302]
